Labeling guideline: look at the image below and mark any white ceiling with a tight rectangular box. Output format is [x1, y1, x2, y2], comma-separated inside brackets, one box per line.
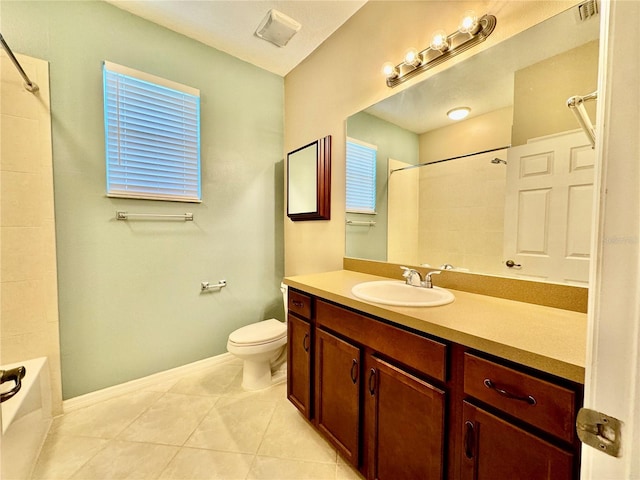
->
[105, 0, 368, 76]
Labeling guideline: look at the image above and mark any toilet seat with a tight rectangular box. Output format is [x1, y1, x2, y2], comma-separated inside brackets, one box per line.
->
[228, 319, 286, 347]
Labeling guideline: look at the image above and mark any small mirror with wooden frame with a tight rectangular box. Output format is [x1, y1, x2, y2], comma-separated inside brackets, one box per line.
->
[287, 135, 331, 221]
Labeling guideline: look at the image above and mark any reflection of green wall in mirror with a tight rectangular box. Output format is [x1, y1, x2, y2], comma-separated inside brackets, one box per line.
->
[513, 41, 599, 146]
[288, 144, 318, 214]
[346, 112, 419, 261]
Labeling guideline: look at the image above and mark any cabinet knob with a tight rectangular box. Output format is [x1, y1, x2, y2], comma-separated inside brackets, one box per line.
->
[302, 332, 310, 353]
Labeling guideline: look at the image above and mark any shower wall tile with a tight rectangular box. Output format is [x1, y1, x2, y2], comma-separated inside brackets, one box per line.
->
[0, 114, 42, 173]
[0, 52, 62, 415]
[1, 171, 49, 226]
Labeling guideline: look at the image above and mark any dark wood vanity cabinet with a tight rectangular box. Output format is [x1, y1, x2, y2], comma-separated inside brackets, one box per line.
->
[461, 402, 574, 480]
[365, 355, 446, 479]
[286, 288, 583, 480]
[460, 353, 580, 480]
[286, 290, 313, 419]
[315, 328, 361, 465]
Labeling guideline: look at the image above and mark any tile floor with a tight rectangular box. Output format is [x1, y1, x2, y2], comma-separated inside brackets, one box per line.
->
[31, 360, 363, 480]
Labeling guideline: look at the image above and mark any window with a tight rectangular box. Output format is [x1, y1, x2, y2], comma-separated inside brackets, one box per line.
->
[103, 61, 201, 202]
[346, 138, 377, 213]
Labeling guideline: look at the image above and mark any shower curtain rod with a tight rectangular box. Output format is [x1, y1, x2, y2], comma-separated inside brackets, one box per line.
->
[567, 91, 597, 148]
[0, 33, 39, 93]
[389, 145, 511, 175]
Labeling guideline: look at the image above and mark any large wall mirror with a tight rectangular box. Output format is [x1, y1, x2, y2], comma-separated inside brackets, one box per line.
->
[346, 5, 599, 286]
[288, 135, 331, 221]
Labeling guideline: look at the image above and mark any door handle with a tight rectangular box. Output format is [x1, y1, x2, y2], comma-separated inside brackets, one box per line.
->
[483, 378, 537, 405]
[464, 421, 475, 459]
[368, 368, 376, 396]
[0, 366, 26, 404]
[350, 359, 359, 384]
[302, 332, 309, 352]
[505, 259, 522, 269]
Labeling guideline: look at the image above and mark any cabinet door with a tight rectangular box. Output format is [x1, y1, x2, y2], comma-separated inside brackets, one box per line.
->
[461, 401, 574, 480]
[287, 314, 312, 419]
[366, 356, 446, 480]
[315, 328, 361, 466]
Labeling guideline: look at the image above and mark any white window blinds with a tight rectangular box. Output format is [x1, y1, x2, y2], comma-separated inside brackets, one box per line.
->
[103, 61, 201, 202]
[346, 138, 377, 213]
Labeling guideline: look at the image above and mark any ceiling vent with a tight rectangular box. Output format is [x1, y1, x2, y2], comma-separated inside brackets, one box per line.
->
[255, 9, 301, 48]
[576, 0, 599, 22]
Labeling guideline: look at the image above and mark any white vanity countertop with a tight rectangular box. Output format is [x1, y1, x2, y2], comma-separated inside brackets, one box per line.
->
[284, 270, 587, 384]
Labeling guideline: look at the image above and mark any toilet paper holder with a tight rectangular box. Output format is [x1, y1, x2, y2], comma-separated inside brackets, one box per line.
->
[201, 280, 227, 292]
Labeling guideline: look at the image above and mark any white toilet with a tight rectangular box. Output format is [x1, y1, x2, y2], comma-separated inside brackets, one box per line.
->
[226, 284, 288, 390]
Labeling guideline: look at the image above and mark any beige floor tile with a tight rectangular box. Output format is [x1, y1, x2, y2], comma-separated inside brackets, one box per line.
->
[158, 447, 254, 480]
[247, 456, 338, 480]
[336, 461, 364, 480]
[117, 393, 217, 446]
[257, 400, 337, 464]
[169, 364, 242, 396]
[185, 395, 278, 453]
[142, 378, 179, 393]
[49, 390, 163, 439]
[223, 371, 288, 402]
[31, 434, 109, 480]
[69, 439, 179, 479]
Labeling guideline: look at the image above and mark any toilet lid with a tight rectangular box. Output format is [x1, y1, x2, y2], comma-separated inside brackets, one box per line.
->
[229, 319, 287, 346]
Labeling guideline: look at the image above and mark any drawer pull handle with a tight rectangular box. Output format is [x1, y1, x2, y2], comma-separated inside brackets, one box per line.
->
[483, 378, 537, 406]
[302, 332, 309, 353]
[292, 300, 304, 308]
[350, 359, 359, 384]
[368, 368, 376, 396]
[464, 421, 475, 459]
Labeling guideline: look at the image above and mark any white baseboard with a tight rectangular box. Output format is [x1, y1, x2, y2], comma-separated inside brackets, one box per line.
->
[62, 353, 236, 414]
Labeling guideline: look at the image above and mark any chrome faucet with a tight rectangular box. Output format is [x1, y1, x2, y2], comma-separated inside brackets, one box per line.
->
[400, 267, 440, 288]
[400, 266, 422, 286]
[424, 270, 441, 288]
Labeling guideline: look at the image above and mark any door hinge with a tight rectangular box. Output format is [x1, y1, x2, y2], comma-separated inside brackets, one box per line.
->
[576, 408, 623, 457]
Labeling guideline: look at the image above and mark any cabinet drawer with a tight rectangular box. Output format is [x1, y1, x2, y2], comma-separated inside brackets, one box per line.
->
[317, 300, 447, 382]
[464, 353, 576, 443]
[288, 290, 312, 319]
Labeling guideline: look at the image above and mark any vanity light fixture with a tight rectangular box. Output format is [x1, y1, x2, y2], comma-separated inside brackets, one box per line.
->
[429, 30, 450, 52]
[403, 48, 422, 67]
[447, 107, 471, 121]
[383, 11, 496, 87]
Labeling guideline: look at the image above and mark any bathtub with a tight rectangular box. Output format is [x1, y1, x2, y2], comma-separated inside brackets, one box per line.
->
[1, 357, 52, 480]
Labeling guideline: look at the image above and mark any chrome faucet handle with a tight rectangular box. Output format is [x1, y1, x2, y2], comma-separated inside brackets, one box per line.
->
[424, 270, 441, 288]
[400, 266, 422, 286]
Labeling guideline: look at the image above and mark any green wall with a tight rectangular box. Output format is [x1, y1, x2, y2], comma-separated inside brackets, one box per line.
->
[1, 1, 284, 398]
[346, 112, 419, 261]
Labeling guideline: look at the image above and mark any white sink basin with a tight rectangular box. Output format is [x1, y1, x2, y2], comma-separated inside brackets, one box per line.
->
[351, 280, 454, 307]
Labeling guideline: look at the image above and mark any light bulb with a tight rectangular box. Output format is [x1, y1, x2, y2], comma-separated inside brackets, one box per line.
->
[403, 48, 421, 67]
[447, 107, 471, 121]
[382, 62, 399, 79]
[459, 10, 479, 34]
[430, 30, 449, 52]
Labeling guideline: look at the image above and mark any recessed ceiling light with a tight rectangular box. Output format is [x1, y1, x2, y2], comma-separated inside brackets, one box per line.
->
[447, 107, 471, 121]
[255, 9, 301, 48]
